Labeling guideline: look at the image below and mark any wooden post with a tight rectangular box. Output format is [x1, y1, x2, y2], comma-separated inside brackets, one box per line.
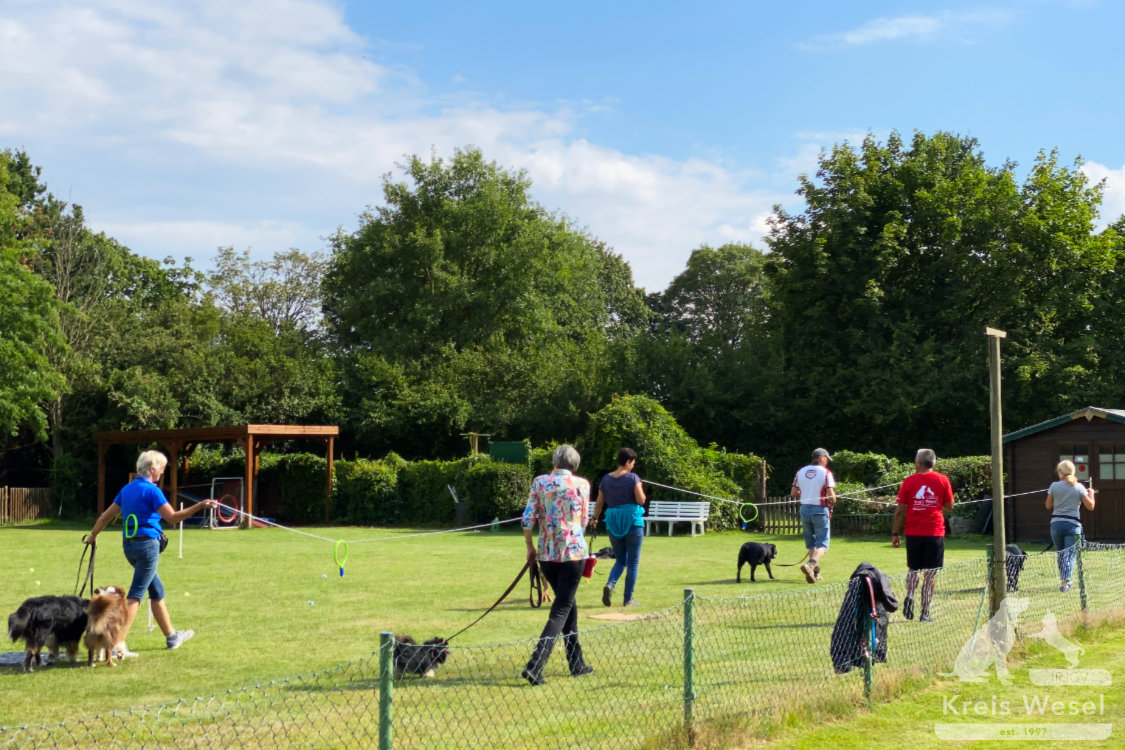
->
[241, 437, 254, 529]
[324, 435, 335, 524]
[986, 327, 1007, 615]
[162, 440, 181, 515]
[97, 441, 108, 513]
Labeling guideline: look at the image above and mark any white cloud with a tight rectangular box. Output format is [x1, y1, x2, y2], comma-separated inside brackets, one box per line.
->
[0, 0, 799, 291]
[800, 9, 1015, 51]
[511, 140, 784, 290]
[1081, 161, 1125, 226]
[840, 15, 944, 45]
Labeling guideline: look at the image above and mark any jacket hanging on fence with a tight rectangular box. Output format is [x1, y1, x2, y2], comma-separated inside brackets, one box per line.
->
[830, 562, 899, 674]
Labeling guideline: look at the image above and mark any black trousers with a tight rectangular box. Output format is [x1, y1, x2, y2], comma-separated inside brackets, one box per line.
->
[525, 559, 587, 677]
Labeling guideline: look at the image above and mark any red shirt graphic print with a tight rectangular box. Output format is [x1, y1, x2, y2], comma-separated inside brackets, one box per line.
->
[896, 471, 953, 537]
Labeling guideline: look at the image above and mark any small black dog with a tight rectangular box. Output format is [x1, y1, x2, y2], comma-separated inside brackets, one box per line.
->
[392, 635, 450, 679]
[7, 595, 89, 672]
[1005, 544, 1026, 592]
[737, 542, 778, 583]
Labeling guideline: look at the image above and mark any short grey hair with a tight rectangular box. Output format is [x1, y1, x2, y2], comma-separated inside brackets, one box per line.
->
[136, 450, 168, 476]
[915, 448, 936, 469]
[552, 444, 581, 471]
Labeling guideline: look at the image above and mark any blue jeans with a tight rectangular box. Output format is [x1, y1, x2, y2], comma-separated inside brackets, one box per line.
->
[608, 526, 644, 603]
[123, 537, 165, 601]
[1050, 520, 1082, 582]
[800, 506, 830, 550]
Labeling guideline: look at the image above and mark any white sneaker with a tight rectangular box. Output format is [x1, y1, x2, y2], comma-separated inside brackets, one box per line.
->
[166, 629, 194, 650]
[113, 645, 140, 659]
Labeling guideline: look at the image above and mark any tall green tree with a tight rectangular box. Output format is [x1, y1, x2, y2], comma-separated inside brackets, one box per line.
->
[637, 243, 780, 450]
[765, 132, 1113, 459]
[0, 153, 65, 441]
[323, 148, 646, 457]
[208, 247, 327, 333]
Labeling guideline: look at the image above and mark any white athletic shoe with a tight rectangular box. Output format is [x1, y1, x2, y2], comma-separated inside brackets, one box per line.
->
[166, 629, 194, 650]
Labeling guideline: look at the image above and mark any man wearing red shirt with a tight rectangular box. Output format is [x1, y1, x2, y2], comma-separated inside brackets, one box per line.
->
[892, 448, 954, 622]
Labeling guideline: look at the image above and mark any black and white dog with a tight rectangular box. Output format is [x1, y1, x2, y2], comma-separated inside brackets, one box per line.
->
[7, 595, 89, 672]
[392, 635, 450, 679]
[737, 542, 778, 583]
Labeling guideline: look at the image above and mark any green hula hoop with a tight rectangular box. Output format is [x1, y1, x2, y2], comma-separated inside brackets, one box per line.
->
[124, 514, 139, 539]
[334, 540, 350, 575]
[739, 502, 759, 524]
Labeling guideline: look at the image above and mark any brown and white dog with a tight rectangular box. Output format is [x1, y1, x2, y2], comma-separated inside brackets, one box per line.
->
[85, 586, 129, 667]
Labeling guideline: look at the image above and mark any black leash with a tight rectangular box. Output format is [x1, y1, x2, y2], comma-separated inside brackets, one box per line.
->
[75, 535, 97, 597]
[447, 559, 543, 642]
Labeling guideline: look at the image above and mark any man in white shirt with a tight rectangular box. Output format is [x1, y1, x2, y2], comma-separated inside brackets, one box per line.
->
[790, 448, 836, 583]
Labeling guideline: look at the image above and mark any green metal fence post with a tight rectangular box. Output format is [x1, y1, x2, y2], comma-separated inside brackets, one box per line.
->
[683, 588, 696, 747]
[379, 631, 393, 750]
[1077, 535, 1088, 616]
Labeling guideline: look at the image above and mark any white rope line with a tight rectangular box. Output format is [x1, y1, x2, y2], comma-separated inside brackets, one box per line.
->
[213, 502, 337, 542]
[643, 479, 1057, 510]
[341, 515, 523, 544]
[212, 501, 524, 545]
[641, 479, 750, 507]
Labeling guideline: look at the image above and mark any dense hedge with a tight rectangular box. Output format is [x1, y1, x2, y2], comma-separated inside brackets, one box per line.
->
[334, 454, 405, 524]
[579, 395, 763, 531]
[177, 422, 989, 529]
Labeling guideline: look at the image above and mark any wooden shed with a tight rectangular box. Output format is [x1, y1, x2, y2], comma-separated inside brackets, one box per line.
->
[1002, 406, 1125, 542]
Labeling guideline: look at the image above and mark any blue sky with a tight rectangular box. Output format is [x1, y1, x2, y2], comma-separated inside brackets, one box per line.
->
[2, 0, 1122, 291]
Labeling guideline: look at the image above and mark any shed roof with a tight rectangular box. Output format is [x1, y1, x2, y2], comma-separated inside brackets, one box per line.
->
[1003, 407, 1125, 443]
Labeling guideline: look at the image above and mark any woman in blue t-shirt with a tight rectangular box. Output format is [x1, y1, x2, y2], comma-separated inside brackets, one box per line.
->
[1045, 459, 1096, 592]
[89, 450, 216, 657]
[591, 448, 647, 607]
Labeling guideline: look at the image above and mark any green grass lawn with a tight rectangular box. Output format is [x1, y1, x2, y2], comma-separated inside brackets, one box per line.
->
[0, 521, 1107, 749]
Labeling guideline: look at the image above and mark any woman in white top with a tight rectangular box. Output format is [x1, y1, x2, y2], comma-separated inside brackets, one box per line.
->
[1045, 460, 1096, 592]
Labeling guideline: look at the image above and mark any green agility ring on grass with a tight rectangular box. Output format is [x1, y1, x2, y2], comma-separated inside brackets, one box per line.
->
[739, 502, 759, 525]
[334, 540, 349, 577]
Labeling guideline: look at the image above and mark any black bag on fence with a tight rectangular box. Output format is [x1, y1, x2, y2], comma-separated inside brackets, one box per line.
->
[830, 562, 898, 674]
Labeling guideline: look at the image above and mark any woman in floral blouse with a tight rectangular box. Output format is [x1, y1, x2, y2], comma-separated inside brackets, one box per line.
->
[520, 444, 593, 685]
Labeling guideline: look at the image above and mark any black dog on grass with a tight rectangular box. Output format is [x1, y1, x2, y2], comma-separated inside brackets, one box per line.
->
[1005, 544, 1026, 592]
[392, 636, 450, 679]
[737, 542, 778, 583]
[7, 595, 88, 672]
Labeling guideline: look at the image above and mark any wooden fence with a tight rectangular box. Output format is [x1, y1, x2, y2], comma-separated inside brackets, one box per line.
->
[0, 487, 55, 525]
[756, 497, 893, 537]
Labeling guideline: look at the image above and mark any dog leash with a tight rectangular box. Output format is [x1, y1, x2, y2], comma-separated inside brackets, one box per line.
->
[772, 550, 811, 568]
[75, 535, 97, 597]
[446, 559, 543, 642]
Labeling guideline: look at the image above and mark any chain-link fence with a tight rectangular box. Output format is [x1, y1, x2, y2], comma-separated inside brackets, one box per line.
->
[4, 543, 1123, 749]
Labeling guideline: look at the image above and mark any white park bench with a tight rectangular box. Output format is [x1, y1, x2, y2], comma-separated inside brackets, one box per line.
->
[644, 500, 710, 537]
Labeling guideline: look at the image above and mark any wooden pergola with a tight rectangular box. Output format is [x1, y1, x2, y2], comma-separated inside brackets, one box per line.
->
[94, 425, 339, 527]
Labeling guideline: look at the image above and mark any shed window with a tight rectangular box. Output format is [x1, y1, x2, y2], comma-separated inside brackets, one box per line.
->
[1059, 445, 1090, 481]
[1098, 445, 1125, 481]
